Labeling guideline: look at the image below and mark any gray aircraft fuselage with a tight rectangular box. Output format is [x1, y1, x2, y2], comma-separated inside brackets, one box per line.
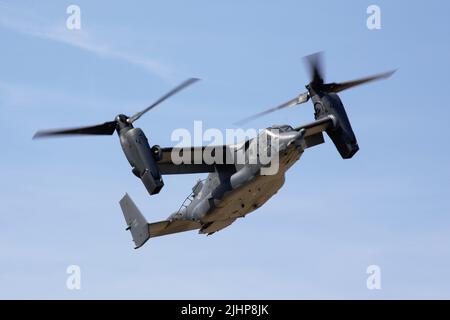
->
[167, 125, 305, 235]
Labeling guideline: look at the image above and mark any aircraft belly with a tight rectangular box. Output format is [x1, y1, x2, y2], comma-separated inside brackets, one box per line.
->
[198, 218, 237, 234]
[203, 173, 286, 223]
[198, 145, 301, 231]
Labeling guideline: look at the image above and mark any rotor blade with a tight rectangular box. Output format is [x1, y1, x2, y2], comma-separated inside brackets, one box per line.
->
[33, 121, 117, 139]
[234, 92, 309, 126]
[304, 52, 325, 86]
[128, 77, 200, 123]
[322, 70, 396, 93]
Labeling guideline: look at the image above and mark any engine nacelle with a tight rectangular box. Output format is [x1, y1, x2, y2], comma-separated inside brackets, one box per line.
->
[311, 92, 359, 159]
[120, 127, 164, 195]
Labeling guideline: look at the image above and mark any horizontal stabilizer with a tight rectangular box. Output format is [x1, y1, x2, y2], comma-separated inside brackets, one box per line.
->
[148, 219, 201, 238]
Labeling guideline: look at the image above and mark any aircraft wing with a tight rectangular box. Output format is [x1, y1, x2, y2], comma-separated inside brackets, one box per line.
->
[157, 116, 335, 175]
[292, 115, 335, 149]
[294, 115, 335, 136]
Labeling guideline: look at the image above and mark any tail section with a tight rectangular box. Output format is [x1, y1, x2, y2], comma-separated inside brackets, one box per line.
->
[119, 193, 203, 248]
[119, 193, 150, 249]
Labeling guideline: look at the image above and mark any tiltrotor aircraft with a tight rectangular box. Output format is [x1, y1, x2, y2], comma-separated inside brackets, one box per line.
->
[34, 53, 395, 248]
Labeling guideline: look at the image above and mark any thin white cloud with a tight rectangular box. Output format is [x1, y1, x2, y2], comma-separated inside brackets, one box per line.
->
[0, 3, 173, 80]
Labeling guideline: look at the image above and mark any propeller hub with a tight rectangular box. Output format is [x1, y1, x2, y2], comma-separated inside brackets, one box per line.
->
[116, 114, 129, 123]
[115, 114, 133, 133]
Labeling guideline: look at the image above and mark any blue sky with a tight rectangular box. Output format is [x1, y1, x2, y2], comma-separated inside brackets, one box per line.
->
[0, 0, 449, 299]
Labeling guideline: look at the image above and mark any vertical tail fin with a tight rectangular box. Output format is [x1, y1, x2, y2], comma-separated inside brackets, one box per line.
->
[119, 193, 150, 249]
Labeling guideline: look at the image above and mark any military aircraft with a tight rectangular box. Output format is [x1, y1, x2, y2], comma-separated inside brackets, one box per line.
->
[34, 53, 395, 248]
